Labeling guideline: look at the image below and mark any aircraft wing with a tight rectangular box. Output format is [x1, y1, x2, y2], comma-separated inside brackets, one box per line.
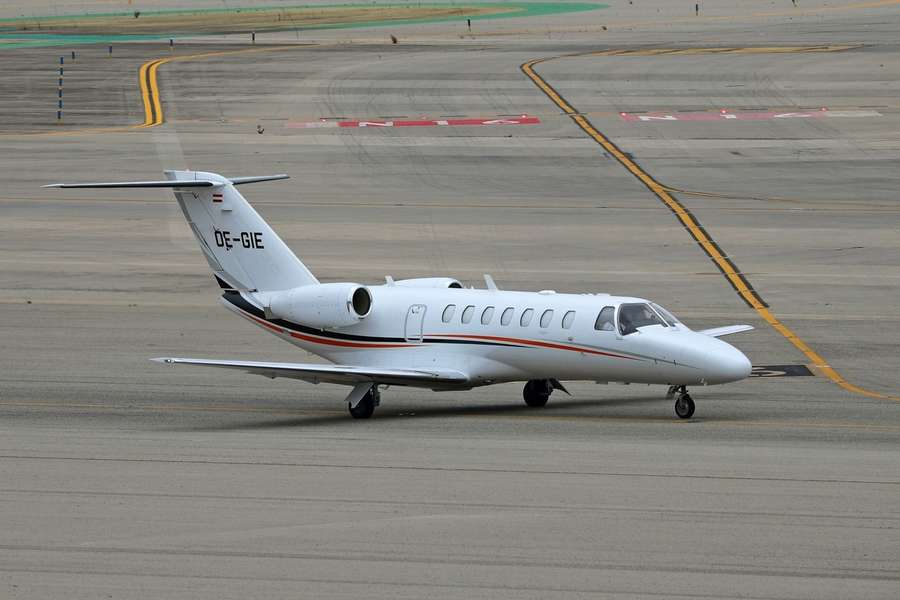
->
[151, 357, 470, 388]
[698, 324, 754, 337]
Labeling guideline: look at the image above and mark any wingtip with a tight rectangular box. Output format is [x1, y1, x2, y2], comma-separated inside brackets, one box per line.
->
[150, 357, 176, 364]
[42, 184, 63, 188]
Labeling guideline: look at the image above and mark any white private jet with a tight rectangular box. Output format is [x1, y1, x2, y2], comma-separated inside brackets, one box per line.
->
[47, 171, 753, 419]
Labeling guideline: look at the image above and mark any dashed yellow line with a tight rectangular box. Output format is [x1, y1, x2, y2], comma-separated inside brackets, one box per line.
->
[521, 48, 898, 402]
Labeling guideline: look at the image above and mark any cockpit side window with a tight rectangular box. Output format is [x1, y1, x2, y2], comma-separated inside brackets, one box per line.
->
[594, 306, 616, 332]
[618, 303, 665, 335]
[650, 303, 679, 327]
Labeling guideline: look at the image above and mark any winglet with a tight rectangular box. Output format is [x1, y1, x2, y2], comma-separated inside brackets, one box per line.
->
[484, 274, 499, 291]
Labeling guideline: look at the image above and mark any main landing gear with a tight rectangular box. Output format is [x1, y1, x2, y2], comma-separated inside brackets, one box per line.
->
[523, 379, 552, 407]
[667, 385, 695, 419]
[347, 384, 380, 419]
[522, 379, 568, 408]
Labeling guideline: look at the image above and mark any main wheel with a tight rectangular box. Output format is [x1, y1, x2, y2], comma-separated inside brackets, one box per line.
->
[349, 389, 376, 419]
[674, 393, 695, 419]
[523, 380, 551, 408]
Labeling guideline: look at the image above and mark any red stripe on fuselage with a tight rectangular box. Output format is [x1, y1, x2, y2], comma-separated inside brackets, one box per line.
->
[239, 310, 284, 334]
[430, 333, 639, 360]
[287, 329, 411, 349]
[237, 307, 411, 349]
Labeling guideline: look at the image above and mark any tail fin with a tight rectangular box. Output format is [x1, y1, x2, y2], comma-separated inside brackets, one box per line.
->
[46, 170, 317, 292]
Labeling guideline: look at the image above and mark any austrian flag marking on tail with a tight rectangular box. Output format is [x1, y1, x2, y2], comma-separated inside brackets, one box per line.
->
[212, 192, 223, 203]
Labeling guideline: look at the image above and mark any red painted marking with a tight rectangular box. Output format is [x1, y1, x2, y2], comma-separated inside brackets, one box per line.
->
[287, 117, 540, 129]
[212, 193, 223, 203]
[432, 333, 639, 360]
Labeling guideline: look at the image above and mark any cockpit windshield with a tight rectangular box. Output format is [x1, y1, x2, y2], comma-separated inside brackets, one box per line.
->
[618, 303, 665, 335]
[650, 303, 680, 327]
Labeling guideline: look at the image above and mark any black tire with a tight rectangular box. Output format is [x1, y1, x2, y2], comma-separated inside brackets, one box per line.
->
[674, 394, 695, 419]
[349, 391, 376, 419]
[523, 380, 551, 408]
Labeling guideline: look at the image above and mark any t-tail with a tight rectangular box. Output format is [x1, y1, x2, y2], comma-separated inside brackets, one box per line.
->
[45, 170, 317, 292]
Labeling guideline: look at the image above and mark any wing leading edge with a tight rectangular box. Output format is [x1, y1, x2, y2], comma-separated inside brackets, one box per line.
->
[698, 324, 754, 338]
[151, 357, 470, 389]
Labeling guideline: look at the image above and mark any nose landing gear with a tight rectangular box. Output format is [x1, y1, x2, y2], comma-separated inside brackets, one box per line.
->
[667, 385, 695, 419]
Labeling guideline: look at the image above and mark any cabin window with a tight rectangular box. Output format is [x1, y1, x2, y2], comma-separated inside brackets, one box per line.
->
[461, 305, 475, 324]
[594, 306, 615, 331]
[442, 305, 456, 323]
[540, 309, 554, 328]
[500, 307, 514, 326]
[481, 306, 495, 325]
[520, 308, 534, 327]
[561, 310, 576, 329]
[618, 303, 665, 335]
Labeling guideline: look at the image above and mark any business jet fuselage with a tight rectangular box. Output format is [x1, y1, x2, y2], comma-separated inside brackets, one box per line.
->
[47, 170, 753, 420]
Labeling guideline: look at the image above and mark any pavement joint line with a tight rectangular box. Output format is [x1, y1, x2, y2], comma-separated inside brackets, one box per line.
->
[520, 48, 898, 403]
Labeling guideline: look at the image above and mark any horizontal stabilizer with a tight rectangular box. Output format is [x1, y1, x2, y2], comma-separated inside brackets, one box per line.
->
[43, 174, 288, 189]
[44, 180, 215, 189]
[699, 324, 754, 338]
[152, 357, 470, 389]
[229, 174, 290, 186]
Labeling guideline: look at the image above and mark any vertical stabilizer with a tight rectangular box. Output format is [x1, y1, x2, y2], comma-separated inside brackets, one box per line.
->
[165, 170, 317, 291]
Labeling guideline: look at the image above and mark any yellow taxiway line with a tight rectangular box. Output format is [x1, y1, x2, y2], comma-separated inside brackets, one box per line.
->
[521, 46, 898, 402]
[137, 45, 309, 128]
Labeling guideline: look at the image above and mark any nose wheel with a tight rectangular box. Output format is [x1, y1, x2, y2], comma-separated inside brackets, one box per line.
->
[667, 385, 695, 419]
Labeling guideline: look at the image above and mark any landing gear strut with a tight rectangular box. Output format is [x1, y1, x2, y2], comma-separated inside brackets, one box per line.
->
[348, 385, 380, 419]
[667, 385, 695, 419]
[523, 379, 552, 407]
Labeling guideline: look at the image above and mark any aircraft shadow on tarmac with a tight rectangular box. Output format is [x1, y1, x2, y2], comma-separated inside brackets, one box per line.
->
[172, 395, 682, 432]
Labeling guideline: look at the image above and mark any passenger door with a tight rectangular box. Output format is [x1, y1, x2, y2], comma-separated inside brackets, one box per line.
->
[404, 304, 427, 343]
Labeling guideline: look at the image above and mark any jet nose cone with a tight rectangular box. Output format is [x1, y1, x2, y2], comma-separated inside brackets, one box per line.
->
[706, 340, 752, 384]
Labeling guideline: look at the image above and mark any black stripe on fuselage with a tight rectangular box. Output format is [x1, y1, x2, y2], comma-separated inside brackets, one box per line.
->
[224, 291, 422, 344]
[222, 292, 640, 354]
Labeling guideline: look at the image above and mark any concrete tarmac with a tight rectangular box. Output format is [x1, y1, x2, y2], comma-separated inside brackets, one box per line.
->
[1, 1, 899, 598]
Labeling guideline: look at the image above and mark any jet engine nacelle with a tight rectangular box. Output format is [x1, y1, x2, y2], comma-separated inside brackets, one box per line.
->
[266, 282, 372, 329]
[394, 277, 462, 289]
